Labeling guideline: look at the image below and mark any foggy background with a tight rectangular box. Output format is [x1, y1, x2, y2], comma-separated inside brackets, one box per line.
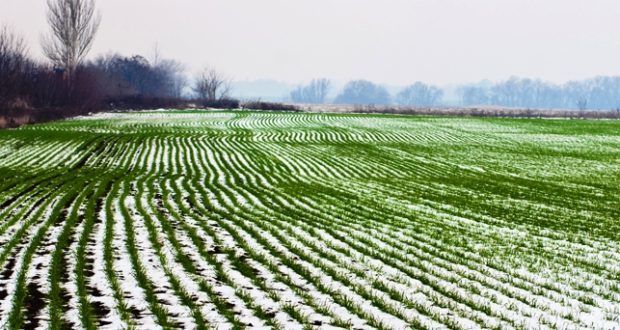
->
[2, 0, 620, 105]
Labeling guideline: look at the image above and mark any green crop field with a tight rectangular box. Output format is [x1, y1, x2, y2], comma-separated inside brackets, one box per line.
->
[0, 110, 619, 329]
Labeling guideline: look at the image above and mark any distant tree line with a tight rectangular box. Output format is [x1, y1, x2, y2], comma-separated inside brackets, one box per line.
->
[291, 79, 443, 106]
[459, 76, 620, 110]
[291, 77, 620, 110]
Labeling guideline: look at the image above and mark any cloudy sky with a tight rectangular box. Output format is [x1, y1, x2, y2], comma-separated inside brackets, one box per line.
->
[2, 0, 620, 85]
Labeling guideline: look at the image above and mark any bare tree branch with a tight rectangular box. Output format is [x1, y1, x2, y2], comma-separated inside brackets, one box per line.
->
[290, 78, 331, 104]
[193, 68, 231, 101]
[42, 0, 101, 81]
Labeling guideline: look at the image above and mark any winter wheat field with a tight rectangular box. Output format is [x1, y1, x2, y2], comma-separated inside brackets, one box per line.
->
[0, 110, 619, 330]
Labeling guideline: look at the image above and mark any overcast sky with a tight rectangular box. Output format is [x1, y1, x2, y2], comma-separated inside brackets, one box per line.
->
[2, 0, 620, 85]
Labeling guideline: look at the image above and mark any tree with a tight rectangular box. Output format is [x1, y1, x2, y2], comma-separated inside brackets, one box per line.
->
[155, 59, 187, 99]
[290, 78, 331, 104]
[109, 55, 153, 96]
[460, 86, 489, 106]
[395, 82, 443, 106]
[577, 98, 588, 111]
[91, 54, 187, 99]
[193, 68, 231, 101]
[42, 0, 101, 84]
[334, 80, 390, 105]
[0, 26, 31, 108]
[147, 44, 187, 97]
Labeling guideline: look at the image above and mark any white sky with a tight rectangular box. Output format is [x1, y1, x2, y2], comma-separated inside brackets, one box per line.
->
[2, 0, 620, 85]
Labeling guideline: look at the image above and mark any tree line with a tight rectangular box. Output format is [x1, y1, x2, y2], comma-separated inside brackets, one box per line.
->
[0, 0, 239, 121]
[290, 79, 444, 107]
[291, 77, 620, 110]
[460, 76, 620, 110]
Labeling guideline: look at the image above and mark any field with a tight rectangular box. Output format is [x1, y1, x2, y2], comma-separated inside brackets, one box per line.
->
[0, 110, 619, 330]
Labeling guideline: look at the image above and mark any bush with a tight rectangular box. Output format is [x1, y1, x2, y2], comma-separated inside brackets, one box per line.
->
[241, 101, 300, 112]
[196, 98, 240, 109]
[102, 96, 185, 111]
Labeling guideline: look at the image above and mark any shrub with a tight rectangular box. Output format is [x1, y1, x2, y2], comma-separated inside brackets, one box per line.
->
[197, 98, 240, 109]
[241, 101, 300, 112]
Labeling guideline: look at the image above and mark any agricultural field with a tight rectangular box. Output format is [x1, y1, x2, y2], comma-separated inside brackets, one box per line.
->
[0, 110, 619, 330]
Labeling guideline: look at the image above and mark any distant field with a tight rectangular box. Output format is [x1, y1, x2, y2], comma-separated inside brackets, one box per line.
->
[0, 110, 619, 329]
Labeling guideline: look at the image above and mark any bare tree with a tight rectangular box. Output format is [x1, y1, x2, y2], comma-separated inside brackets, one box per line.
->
[144, 44, 187, 98]
[396, 82, 443, 106]
[312, 78, 331, 104]
[334, 80, 390, 105]
[290, 78, 331, 104]
[193, 68, 231, 101]
[157, 59, 187, 99]
[577, 98, 588, 111]
[42, 0, 101, 83]
[150, 42, 162, 67]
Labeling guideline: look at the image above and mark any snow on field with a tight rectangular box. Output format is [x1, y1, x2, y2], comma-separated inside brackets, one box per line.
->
[0, 110, 619, 329]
